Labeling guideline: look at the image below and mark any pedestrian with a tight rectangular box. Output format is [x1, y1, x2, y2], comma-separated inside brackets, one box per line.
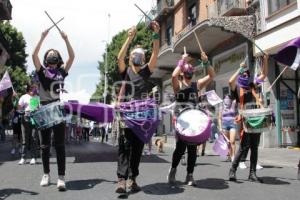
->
[11, 92, 22, 155]
[115, 21, 160, 194]
[32, 28, 75, 191]
[167, 51, 215, 186]
[228, 55, 268, 183]
[218, 95, 238, 162]
[18, 83, 40, 165]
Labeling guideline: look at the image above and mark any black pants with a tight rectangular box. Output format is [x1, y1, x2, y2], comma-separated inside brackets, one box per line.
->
[13, 121, 22, 142]
[21, 118, 39, 159]
[240, 143, 250, 162]
[232, 132, 261, 171]
[82, 127, 89, 141]
[171, 139, 197, 174]
[40, 122, 66, 176]
[117, 128, 144, 179]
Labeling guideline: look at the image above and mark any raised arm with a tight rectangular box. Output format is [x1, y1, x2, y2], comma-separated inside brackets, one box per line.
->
[256, 54, 269, 81]
[117, 26, 136, 74]
[229, 63, 243, 91]
[197, 52, 215, 90]
[61, 31, 75, 73]
[148, 21, 160, 73]
[172, 66, 182, 94]
[32, 30, 49, 72]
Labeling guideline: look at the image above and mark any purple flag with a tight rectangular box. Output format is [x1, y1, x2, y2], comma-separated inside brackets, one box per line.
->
[119, 98, 160, 143]
[275, 36, 300, 70]
[0, 71, 13, 93]
[205, 90, 223, 106]
[213, 132, 230, 159]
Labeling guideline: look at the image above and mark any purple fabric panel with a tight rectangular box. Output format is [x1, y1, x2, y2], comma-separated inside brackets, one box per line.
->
[64, 102, 114, 123]
[275, 36, 300, 66]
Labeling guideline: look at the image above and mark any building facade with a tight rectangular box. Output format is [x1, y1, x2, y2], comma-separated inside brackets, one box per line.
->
[0, 0, 13, 72]
[149, 0, 300, 148]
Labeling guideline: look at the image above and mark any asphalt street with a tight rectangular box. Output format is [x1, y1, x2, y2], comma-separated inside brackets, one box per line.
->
[0, 136, 299, 200]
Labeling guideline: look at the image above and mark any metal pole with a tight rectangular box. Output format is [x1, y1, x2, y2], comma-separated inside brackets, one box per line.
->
[275, 63, 282, 147]
[104, 14, 111, 104]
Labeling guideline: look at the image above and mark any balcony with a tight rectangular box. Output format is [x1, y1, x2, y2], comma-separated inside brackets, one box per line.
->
[0, 0, 12, 20]
[207, 0, 246, 18]
[147, 0, 174, 23]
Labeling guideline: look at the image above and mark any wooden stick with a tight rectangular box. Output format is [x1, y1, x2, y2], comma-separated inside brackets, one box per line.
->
[48, 17, 64, 31]
[45, 11, 62, 32]
[134, 4, 152, 21]
[183, 46, 186, 55]
[268, 65, 288, 91]
[193, 31, 204, 53]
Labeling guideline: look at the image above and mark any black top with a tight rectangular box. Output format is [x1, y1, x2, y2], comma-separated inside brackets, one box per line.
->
[231, 86, 260, 109]
[121, 64, 153, 101]
[37, 66, 68, 102]
[175, 82, 198, 115]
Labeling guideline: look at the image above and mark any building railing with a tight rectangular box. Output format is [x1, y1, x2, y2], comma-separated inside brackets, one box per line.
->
[172, 18, 200, 46]
[157, 0, 174, 13]
[207, 0, 246, 18]
[160, 42, 172, 52]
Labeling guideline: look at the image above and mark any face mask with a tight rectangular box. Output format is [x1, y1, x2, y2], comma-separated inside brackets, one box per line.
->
[132, 53, 144, 66]
[184, 71, 193, 80]
[31, 88, 39, 95]
[46, 55, 59, 65]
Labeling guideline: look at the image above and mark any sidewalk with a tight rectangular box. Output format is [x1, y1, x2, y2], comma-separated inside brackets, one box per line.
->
[153, 135, 300, 168]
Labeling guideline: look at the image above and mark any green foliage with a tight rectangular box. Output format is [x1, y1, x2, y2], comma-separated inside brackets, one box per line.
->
[0, 22, 29, 95]
[0, 21, 28, 70]
[91, 22, 153, 103]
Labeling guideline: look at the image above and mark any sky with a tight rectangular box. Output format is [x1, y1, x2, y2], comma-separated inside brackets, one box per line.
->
[10, 0, 155, 103]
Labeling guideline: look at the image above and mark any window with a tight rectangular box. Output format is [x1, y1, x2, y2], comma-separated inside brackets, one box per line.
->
[188, 3, 197, 26]
[166, 26, 173, 45]
[268, 0, 296, 15]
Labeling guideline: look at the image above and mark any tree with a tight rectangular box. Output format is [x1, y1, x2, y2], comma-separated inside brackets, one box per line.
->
[91, 22, 153, 103]
[0, 21, 28, 70]
[0, 22, 29, 95]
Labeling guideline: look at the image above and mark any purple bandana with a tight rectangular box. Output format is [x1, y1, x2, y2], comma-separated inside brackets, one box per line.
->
[237, 75, 250, 89]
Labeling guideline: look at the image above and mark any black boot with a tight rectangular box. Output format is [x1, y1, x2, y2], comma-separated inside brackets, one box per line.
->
[248, 170, 263, 183]
[229, 168, 236, 181]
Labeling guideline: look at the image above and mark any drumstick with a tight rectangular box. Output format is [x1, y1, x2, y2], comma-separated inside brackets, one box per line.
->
[193, 31, 204, 53]
[48, 17, 64, 31]
[134, 4, 153, 22]
[44, 11, 62, 32]
[252, 40, 267, 56]
[267, 65, 288, 91]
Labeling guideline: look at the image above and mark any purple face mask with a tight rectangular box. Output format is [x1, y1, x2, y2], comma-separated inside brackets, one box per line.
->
[31, 88, 39, 95]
